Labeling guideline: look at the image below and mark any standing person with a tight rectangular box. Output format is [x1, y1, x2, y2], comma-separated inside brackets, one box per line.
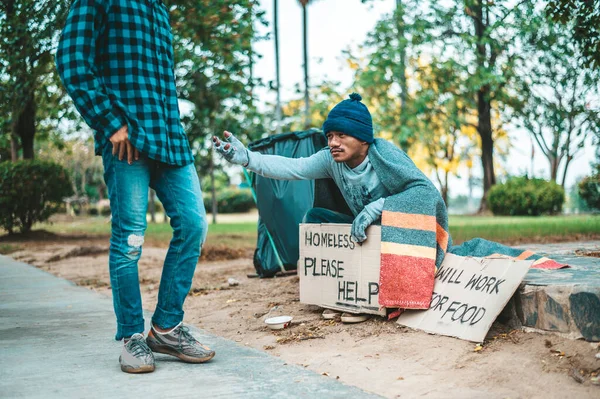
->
[56, 0, 215, 373]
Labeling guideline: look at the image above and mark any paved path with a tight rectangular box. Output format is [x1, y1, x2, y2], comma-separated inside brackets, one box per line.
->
[0, 255, 379, 399]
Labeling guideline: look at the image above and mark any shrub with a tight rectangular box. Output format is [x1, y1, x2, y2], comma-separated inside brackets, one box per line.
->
[94, 199, 111, 216]
[0, 160, 74, 233]
[203, 188, 255, 214]
[488, 176, 565, 216]
[578, 173, 600, 210]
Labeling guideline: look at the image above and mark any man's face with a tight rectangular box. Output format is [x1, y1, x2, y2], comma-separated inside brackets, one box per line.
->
[326, 131, 368, 165]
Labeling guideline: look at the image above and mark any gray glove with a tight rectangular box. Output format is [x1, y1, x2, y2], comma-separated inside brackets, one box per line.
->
[351, 207, 377, 243]
[213, 131, 249, 166]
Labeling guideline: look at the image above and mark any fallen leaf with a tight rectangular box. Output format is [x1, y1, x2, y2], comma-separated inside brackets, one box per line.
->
[544, 339, 553, 348]
[397, 377, 404, 380]
[474, 344, 483, 352]
[322, 372, 329, 377]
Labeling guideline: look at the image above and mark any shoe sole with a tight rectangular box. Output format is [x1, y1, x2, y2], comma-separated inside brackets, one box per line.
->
[147, 342, 215, 363]
[120, 364, 155, 374]
[341, 313, 369, 323]
[322, 310, 341, 320]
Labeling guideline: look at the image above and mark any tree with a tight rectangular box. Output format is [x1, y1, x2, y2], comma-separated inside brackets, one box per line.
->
[0, 0, 70, 161]
[515, 15, 600, 187]
[546, 0, 600, 70]
[37, 136, 105, 202]
[166, 0, 267, 223]
[281, 80, 344, 132]
[273, 0, 283, 134]
[411, 58, 478, 205]
[353, 0, 530, 212]
[297, 0, 313, 129]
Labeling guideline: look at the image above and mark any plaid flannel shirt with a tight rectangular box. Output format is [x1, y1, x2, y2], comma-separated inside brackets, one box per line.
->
[56, 0, 194, 166]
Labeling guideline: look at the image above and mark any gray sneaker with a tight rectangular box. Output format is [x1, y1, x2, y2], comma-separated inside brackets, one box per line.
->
[119, 333, 155, 373]
[146, 324, 215, 363]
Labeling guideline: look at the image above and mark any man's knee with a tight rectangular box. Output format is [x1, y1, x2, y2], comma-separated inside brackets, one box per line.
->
[117, 232, 145, 261]
[175, 212, 208, 244]
[302, 208, 322, 224]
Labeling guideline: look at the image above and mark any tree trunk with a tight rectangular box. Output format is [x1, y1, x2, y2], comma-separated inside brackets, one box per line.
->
[302, 3, 310, 129]
[472, 3, 495, 213]
[478, 92, 495, 213]
[441, 184, 448, 207]
[274, 0, 282, 134]
[396, 0, 407, 123]
[549, 154, 559, 183]
[210, 149, 217, 224]
[10, 134, 19, 161]
[14, 92, 36, 160]
[560, 155, 572, 188]
[149, 189, 156, 223]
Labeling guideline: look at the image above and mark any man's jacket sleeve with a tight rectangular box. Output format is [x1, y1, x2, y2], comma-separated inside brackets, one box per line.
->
[246, 148, 331, 180]
[55, 0, 127, 140]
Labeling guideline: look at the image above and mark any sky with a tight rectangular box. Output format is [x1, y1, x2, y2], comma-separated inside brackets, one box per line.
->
[249, 0, 597, 197]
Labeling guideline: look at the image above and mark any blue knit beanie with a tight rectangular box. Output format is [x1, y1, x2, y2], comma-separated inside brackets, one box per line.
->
[322, 93, 373, 144]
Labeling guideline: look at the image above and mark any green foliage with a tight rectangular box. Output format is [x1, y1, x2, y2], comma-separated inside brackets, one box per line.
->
[350, 0, 533, 209]
[0, 160, 74, 233]
[546, 0, 600, 69]
[578, 172, 600, 210]
[37, 137, 105, 202]
[488, 176, 565, 216]
[515, 12, 600, 186]
[203, 188, 255, 214]
[201, 169, 230, 192]
[166, 0, 267, 152]
[0, 1, 71, 158]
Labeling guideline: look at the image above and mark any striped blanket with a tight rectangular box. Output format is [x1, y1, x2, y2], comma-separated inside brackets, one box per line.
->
[368, 139, 565, 310]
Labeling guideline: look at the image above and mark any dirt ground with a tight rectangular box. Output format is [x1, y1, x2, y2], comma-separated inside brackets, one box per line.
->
[3, 235, 600, 398]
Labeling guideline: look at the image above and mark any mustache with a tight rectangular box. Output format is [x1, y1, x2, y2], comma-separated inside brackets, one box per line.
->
[330, 148, 343, 153]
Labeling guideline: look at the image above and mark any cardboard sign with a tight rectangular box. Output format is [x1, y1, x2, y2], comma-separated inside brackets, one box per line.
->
[397, 253, 532, 342]
[298, 223, 385, 316]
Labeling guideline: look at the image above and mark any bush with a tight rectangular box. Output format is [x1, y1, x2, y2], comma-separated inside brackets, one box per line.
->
[203, 188, 255, 214]
[0, 160, 74, 233]
[578, 173, 600, 210]
[488, 176, 565, 216]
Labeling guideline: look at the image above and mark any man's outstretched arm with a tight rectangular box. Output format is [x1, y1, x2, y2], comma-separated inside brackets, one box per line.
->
[213, 131, 331, 180]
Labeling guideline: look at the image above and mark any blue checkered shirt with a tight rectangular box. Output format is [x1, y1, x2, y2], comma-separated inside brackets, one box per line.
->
[56, 0, 194, 166]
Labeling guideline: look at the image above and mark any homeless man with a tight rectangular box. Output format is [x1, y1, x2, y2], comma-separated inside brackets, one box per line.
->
[213, 93, 565, 315]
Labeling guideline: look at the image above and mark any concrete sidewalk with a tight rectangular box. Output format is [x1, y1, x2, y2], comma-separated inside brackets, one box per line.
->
[0, 255, 379, 399]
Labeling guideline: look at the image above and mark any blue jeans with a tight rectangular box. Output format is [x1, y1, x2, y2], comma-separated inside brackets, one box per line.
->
[102, 144, 207, 340]
[303, 207, 354, 224]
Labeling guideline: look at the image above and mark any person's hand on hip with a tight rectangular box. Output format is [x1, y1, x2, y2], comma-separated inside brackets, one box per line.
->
[110, 125, 139, 164]
[212, 131, 249, 167]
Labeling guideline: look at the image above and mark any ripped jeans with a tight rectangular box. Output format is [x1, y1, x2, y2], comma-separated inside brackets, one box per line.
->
[102, 143, 207, 340]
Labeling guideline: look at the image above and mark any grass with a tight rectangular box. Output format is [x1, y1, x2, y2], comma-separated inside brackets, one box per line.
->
[449, 215, 600, 244]
[0, 243, 21, 254]
[3, 214, 598, 249]
[34, 217, 258, 249]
